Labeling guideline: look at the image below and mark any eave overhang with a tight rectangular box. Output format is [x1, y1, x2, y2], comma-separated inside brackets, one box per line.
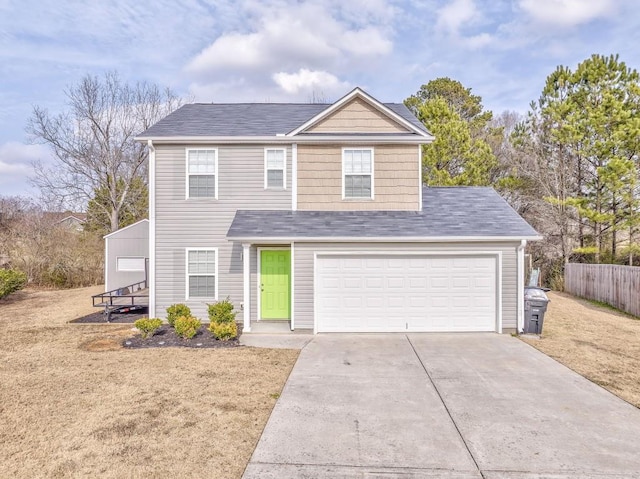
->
[225, 235, 544, 243]
[134, 134, 432, 145]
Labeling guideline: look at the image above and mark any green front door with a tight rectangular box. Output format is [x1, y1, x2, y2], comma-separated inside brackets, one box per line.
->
[260, 250, 291, 319]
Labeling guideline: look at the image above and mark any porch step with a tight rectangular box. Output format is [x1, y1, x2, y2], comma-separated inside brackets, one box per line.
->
[247, 320, 292, 334]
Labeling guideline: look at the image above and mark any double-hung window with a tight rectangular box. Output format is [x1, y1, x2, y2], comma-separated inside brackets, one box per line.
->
[264, 148, 286, 189]
[186, 248, 217, 299]
[343, 148, 373, 199]
[187, 149, 217, 198]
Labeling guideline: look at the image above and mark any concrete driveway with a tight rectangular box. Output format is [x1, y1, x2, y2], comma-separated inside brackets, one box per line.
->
[243, 334, 640, 478]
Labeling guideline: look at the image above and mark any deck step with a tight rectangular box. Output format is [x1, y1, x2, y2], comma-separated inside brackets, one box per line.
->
[247, 320, 292, 333]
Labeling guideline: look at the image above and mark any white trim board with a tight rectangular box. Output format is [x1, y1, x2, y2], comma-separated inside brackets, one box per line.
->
[148, 140, 156, 317]
[291, 242, 295, 331]
[242, 243, 252, 332]
[228, 235, 542, 243]
[291, 143, 298, 211]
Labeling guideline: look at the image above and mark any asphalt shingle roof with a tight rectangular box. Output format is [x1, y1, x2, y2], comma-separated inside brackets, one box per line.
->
[138, 102, 429, 138]
[226, 187, 539, 240]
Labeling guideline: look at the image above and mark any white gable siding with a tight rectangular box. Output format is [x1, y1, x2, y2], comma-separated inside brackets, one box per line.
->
[154, 144, 291, 320]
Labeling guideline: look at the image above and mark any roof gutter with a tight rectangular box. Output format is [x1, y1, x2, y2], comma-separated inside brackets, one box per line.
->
[225, 235, 543, 243]
[134, 135, 433, 144]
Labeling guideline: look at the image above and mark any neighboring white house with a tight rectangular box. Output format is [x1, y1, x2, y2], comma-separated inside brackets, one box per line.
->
[104, 219, 149, 291]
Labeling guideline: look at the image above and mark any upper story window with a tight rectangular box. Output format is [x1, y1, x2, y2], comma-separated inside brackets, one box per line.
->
[264, 148, 286, 189]
[343, 148, 374, 199]
[186, 248, 217, 300]
[187, 148, 217, 199]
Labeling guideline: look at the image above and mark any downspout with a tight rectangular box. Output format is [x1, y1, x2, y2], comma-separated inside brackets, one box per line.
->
[148, 140, 156, 318]
[517, 240, 526, 333]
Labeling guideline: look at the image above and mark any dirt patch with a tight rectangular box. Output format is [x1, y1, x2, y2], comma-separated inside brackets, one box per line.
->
[0, 286, 299, 478]
[520, 291, 640, 408]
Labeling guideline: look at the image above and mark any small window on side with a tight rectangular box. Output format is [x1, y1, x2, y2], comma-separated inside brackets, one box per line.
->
[264, 148, 286, 189]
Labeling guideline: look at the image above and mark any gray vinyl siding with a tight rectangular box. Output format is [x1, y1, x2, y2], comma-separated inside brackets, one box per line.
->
[154, 144, 291, 320]
[293, 242, 519, 331]
[105, 220, 149, 291]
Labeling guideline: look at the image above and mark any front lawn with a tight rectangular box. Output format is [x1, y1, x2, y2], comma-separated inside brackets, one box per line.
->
[521, 291, 640, 408]
[0, 286, 299, 478]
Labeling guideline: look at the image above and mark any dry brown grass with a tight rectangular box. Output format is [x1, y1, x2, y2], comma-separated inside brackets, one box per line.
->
[0, 287, 299, 478]
[520, 291, 640, 408]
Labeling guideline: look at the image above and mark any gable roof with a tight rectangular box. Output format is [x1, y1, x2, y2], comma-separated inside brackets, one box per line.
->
[136, 88, 431, 139]
[44, 212, 87, 224]
[226, 187, 540, 241]
[103, 219, 149, 239]
[287, 87, 431, 137]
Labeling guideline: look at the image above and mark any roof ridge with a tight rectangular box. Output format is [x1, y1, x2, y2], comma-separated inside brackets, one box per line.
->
[186, 102, 406, 106]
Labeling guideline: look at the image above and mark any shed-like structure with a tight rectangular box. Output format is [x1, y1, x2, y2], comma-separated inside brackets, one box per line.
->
[104, 219, 149, 291]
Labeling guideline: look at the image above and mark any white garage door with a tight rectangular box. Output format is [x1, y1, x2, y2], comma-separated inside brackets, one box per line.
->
[315, 254, 497, 332]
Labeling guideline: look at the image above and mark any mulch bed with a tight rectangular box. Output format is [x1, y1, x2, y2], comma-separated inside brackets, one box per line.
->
[71, 311, 243, 349]
[123, 324, 241, 349]
[70, 310, 148, 324]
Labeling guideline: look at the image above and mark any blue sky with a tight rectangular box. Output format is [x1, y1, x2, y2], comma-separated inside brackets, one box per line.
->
[1, 0, 639, 198]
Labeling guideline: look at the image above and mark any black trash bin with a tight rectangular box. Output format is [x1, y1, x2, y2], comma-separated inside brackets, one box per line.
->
[523, 287, 550, 334]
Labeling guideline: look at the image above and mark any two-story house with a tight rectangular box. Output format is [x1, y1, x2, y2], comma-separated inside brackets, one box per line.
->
[136, 88, 539, 334]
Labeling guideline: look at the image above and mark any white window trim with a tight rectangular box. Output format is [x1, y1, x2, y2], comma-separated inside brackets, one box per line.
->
[264, 147, 287, 190]
[185, 247, 218, 301]
[116, 256, 146, 272]
[185, 147, 218, 200]
[342, 147, 375, 200]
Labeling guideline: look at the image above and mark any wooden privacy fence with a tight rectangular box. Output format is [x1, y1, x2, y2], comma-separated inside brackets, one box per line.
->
[565, 263, 640, 317]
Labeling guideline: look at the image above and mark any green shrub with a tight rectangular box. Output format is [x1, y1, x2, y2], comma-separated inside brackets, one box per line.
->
[174, 315, 201, 339]
[0, 269, 27, 299]
[134, 318, 163, 339]
[209, 320, 238, 341]
[166, 303, 191, 327]
[208, 297, 237, 324]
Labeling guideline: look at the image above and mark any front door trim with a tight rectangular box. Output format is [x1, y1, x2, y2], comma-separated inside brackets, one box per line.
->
[257, 246, 291, 321]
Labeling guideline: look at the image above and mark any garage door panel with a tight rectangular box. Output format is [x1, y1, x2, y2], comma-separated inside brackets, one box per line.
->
[316, 254, 497, 333]
[452, 276, 470, 288]
[387, 276, 405, 289]
[429, 276, 449, 289]
[388, 295, 406, 308]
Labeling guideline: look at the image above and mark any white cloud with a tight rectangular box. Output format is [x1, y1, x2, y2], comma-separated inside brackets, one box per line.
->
[433, 0, 494, 50]
[0, 142, 49, 196]
[519, 0, 614, 27]
[272, 69, 350, 96]
[465, 32, 493, 49]
[185, 1, 394, 100]
[342, 26, 393, 56]
[436, 0, 479, 34]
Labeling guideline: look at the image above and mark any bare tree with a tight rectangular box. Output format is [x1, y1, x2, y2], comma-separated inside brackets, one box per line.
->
[27, 71, 182, 232]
